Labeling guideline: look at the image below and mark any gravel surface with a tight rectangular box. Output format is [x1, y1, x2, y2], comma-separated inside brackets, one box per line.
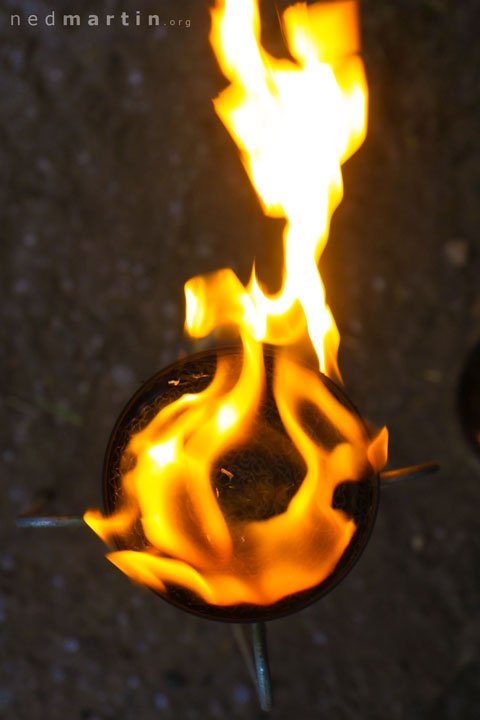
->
[1, 1, 480, 718]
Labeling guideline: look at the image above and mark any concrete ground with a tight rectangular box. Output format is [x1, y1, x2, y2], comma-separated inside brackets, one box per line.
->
[1, 0, 480, 718]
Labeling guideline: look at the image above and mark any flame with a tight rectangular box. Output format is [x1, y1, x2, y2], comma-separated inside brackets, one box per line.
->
[85, 0, 388, 608]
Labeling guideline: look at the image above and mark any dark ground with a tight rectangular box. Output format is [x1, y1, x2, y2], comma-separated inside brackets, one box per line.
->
[1, 0, 480, 718]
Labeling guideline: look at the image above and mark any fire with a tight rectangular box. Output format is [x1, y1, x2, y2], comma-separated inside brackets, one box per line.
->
[85, 0, 388, 608]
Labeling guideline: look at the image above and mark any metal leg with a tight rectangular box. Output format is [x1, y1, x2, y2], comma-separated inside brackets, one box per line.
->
[252, 622, 273, 712]
[379, 461, 439, 487]
[231, 623, 273, 711]
[16, 515, 86, 528]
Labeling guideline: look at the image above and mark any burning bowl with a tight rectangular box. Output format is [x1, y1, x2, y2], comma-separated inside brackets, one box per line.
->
[101, 345, 380, 622]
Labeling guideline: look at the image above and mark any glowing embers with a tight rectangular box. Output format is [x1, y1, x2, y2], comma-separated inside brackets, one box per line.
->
[93, 346, 381, 622]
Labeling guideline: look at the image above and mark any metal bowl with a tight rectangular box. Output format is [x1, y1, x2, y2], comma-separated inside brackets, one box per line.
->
[103, 345, 379, 622]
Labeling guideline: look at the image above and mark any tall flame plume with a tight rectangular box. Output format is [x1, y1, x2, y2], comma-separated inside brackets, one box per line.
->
[85, 0, 388, 608]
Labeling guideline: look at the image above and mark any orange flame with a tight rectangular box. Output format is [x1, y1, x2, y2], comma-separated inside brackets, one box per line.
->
[85, 0, 388, 608]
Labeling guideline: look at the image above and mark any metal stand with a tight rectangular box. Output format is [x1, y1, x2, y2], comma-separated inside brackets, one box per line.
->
[16, 459, 439, 712]
[16, 461, 440, 529]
